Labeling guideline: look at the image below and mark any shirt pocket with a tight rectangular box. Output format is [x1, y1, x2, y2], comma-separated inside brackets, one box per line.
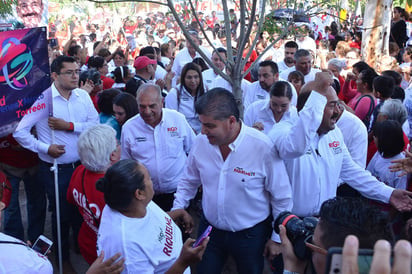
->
[167, 136, 184, 157]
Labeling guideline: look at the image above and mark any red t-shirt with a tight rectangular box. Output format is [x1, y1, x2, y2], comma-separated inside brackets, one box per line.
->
[0, 134, 38, 168]
[67, 165, 105, 264]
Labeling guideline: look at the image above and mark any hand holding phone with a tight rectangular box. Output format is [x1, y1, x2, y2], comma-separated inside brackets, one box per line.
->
[32, 235, 53, 255]
[193, 225, 212, 248]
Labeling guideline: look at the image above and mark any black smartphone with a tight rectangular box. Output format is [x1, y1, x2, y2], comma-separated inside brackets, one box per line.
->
[48, 38, 58, 48]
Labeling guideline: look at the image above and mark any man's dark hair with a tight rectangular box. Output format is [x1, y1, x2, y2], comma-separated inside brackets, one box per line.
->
[318, 197, 392, 249]
[284, 41, 298, 49]
[139, 46, 156, 56]
[50, 55, 76, 73]
[259, 60, 279, 75]
[212, 47, 227, 57]
[88, 56, 105, 69]
[195, 88, 239, 121]
[68, 45, 81, 57]
[373, 76, 395, 99]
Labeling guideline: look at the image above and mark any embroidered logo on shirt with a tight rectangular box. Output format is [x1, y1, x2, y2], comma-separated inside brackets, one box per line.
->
[167, 127, 179, 137]
[163, 216, 174, 256]
[329, 141, 342, 154]
[233, 167, 256, 176]
[135, 137, 147, 142]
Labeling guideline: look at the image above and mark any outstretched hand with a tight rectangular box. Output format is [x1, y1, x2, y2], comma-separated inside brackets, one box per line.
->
[390, 150, 412, 177]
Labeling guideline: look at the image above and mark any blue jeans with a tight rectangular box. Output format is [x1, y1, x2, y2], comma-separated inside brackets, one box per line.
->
[39, 161, 80, 261]
[3, 168, 46, 243]
[197, 214, 272, 274]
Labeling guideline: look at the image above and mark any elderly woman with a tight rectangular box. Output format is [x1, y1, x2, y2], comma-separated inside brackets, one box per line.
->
[67, 124, 121, 264]
[328, 58, 346, 98]
[96, 159, 207, 273]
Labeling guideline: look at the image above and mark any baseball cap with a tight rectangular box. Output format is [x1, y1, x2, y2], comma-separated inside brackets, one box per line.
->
[134, 56, 157, 70]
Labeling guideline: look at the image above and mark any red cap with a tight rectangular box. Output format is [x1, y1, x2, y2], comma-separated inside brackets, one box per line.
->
[134, 56, 157, 70]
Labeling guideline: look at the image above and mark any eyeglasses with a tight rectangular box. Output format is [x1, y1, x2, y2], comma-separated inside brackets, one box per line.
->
[59, 70, 80, 76]
[304, 235, 328, 255]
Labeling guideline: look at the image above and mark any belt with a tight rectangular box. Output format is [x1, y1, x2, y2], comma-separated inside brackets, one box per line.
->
[41, 160, 81, 169]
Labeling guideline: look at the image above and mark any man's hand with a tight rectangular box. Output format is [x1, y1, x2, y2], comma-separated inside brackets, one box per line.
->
[341, 235, 412, 274]
[278, 225, 307, 274]
[389, 189, 412, 212]
[47, 144, 65, 158]
[252, 122, 264, 131]
[86, 251, 125, 274]
[48, 117, 70, 131]
[263, 239, 281, 261]
[303, 71, 334, 95]
[167, 209, 194, 234]
[390, 150, 412, 176]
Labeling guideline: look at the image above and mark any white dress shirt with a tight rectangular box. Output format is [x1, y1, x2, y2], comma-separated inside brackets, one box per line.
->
[336, 109, 368, 167]
[202, 68, 220, 91]
[210, 75, 250, 95]
[165, 85, 201, 134]
[279, 67, 321, 84]
[13, 84, 99, 164]
[268, 91, 394, 217]
[173, 123, 292, 241]
[244, 99, 298, 135]
[121, 109, 195, 194]
[243, 81, 298, 110]
[172, 46, 211, 87]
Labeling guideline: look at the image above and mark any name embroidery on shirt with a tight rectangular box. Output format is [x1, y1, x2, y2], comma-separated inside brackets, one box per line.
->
[328, 141, 342, 154]
[257, 95, 265, 99]
[135, 137, 147, 142]
[163, 216, 174, 256]
[233, 167, 256, 176]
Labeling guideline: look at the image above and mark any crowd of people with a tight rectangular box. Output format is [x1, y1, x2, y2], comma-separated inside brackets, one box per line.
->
[4, 3, 412, 274]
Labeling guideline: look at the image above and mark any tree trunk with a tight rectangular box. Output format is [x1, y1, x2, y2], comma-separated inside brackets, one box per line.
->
[361, 0, 392, 70]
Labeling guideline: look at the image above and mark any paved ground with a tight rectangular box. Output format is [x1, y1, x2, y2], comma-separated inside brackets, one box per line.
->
[4, 183, 273, 274]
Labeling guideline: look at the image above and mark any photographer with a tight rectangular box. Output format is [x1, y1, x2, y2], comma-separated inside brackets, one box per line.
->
[278, 197, 393, 274]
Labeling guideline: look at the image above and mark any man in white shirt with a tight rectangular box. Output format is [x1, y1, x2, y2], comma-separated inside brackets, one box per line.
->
[277, 41, 298, 76]
[121, 83, 195, 211]
[172, 88, 293, 274]
[13, 55, 99, 270]
[244, 61, 297, 110]
[172, 30, 211, 87]
[279, 49, 321, 83]
[202, 47, 227, 91]
[269, 72, 412, 217]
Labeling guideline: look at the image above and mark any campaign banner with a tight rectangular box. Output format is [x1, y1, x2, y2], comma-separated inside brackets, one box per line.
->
[0, 27, 51, 137]
[0, 0, 48, 31]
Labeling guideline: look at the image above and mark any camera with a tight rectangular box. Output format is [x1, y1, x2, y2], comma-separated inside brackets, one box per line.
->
[274, 211, 318, 260]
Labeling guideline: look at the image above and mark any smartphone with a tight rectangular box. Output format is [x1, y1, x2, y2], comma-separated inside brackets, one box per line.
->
[48, 38, 58, 49]
[193, 225, 212, 248]
[32, 235, 53, 255]
[326, 247, 412, 274]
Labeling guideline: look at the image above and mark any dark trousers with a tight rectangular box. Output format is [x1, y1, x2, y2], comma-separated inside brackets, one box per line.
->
[152, 192, 175, 211]
[197, 214, 271, 274]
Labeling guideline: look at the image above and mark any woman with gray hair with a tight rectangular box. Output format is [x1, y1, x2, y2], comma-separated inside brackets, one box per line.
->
[67, 124, 121, 265]
[327, 58, 346, 97]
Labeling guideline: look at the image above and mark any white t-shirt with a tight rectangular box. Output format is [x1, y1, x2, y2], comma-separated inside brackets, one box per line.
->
[97, 202, 189, 274]
[367, 153, 407, 189]
[0, 233, 53, 274]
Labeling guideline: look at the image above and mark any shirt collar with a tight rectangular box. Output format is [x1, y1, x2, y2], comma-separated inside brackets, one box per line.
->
[51, 83, 80, 99]
[228, 122, 245, 152]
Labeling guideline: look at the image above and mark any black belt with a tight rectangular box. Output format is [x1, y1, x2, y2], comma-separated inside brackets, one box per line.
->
[41, 160, 81, 169]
